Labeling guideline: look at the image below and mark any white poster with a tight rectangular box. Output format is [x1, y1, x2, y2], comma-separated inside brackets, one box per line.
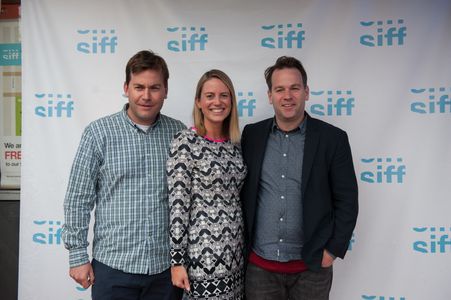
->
[20, 1, 451, 299]
[0, 19, 21, 189]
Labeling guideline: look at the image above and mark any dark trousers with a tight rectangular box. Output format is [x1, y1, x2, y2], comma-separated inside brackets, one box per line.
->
[245, 263, 333, 300]
[91, 259, 183, 300]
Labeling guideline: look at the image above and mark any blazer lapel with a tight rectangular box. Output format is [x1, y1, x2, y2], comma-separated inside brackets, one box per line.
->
[302, 114, 320, 197]
[246, 119, 272, 204]
[244, 119, 272, 235]
[251, 119, 273, 175]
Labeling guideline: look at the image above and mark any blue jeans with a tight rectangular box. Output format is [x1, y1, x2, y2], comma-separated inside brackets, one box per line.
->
[245, 263, 333, 300]
[91, 259, 183, 300]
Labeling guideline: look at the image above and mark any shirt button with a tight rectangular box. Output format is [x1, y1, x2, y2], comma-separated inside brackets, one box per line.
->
[279, 239, 283, 242]
[280, 196, 285, 199]
[283, 153, 287, 157]
[281, 174, 285, 178]
[280, 217, 284, 222]
[285, 135, 289, 138]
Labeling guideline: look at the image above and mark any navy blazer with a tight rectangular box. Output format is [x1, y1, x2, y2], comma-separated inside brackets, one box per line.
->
[240, 114, 358, 271]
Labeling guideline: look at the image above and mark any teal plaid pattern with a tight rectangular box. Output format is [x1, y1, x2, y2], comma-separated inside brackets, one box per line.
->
[62, 105, 186, 275]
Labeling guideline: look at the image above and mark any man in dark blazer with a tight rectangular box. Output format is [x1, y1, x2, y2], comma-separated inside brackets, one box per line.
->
[241, 56, 358, 300]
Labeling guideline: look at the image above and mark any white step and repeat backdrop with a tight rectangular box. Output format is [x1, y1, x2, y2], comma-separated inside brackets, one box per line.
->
[19, 0, 451, 299]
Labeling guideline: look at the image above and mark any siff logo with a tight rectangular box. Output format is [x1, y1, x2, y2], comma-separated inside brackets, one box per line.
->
[77, 29, 117, 54]
[309, 90, 355, 116]
[360, 157, 406, 183]
[410, 87, 451, 114]
[360, 19, 406, 47]
[2, 48, 20, 60]
[167, 26, 208, 52]
[32, 220, 62, 245]
[34, 93, 74, 118]
[348, 233, 355, 251]
[362, 296, 405, 300]
[261, 23, 305, 49]
[413, 226, 451, 253]
[75, 285, 89, 300]
[0, 43, 21, 65]
[237, 92, 256, 117]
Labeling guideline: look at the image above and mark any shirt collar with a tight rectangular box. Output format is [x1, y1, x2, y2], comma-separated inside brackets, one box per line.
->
[121, 103, 161, 132]
[271, 113, 307, 135]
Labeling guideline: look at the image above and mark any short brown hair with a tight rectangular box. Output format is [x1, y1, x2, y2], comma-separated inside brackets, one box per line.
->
[125, 50, 169, 87]
[264, 56, 308, 90]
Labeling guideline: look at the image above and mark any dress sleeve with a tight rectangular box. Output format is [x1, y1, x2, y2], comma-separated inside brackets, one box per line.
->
[167, 130, 192, 266]
[62, 126, 100, 267]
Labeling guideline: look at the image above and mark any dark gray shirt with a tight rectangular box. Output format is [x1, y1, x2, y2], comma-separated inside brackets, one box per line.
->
[252, 118, 307, 262]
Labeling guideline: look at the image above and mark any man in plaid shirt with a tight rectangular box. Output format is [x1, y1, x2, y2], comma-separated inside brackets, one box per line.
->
[62, 50, 186, 300]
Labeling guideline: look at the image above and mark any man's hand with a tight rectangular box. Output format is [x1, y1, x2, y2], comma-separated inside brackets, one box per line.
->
[171, 265, 190, 292]
[321, 249, 335, 268]
[69, 263, 95, 289]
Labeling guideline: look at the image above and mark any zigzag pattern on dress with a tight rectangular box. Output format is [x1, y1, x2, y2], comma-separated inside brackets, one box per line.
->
[189, 270, 244, 300]
[167, 129, 246, 299]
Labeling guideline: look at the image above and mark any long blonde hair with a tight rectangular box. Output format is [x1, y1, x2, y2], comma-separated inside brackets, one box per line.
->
[192, 69, 241, 144]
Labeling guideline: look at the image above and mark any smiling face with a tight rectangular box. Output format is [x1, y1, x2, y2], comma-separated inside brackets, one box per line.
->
[124, 69, 167, 125]
[196, 77, 232, 133]
[268, 67, 309, 131]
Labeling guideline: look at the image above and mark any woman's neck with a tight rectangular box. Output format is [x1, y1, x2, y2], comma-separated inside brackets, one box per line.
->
[204, 123, 226, 140]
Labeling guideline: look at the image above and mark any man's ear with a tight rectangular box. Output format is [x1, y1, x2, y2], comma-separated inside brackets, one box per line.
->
[123, 82, 129, 96]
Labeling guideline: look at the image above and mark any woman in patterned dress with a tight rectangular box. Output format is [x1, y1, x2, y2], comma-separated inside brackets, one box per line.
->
[167, 69, 247, 299]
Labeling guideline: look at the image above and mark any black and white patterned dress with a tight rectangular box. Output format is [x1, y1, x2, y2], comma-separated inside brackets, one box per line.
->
[167, 128, 247, 300]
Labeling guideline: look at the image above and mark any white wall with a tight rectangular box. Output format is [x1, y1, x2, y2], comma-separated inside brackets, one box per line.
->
[20, 1, 451, 299]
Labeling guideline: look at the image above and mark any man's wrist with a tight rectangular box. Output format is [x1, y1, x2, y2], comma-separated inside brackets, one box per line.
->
[69, 248, 90, 268]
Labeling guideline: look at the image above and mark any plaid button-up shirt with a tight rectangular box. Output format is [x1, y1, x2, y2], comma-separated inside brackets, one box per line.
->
[62, 105, 186, 274]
